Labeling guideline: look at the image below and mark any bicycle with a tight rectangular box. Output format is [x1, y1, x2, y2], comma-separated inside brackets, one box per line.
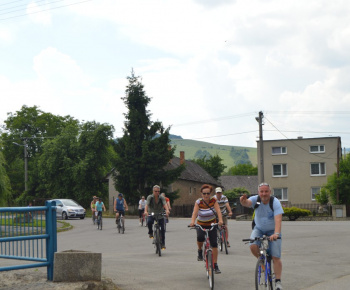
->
[96, 211, 103, 230]
[217, 224, 228, 255]
[92, 210, 96, 225]
[116, 212, 125, 234]
[150, 212, 166, 257]
[242, 235, 281, 290]
[190, 223, 218, 290]
[141, 211, 146, 227]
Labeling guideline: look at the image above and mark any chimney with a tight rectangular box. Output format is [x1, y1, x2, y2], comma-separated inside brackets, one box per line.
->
[180, 151, 185, 165]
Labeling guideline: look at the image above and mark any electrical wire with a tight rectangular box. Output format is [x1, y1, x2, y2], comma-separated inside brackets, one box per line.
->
[0, 0, 92, 21]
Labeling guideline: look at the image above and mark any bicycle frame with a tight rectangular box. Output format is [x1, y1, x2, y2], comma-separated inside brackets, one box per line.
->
[243, 235, 281, 290]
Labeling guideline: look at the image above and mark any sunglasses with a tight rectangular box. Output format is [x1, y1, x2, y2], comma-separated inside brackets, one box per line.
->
[202, 192, 211, 195]
[259, 182, 270, 187]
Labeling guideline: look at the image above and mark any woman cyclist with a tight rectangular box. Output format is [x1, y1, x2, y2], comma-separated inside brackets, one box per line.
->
[189, 184, 223, 274]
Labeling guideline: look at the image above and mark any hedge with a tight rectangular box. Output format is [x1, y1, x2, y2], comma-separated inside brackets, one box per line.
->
[283, 207, 311, 221]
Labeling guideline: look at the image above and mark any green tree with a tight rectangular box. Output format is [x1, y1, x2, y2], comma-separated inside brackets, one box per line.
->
[113, 71, 184, 204]
[226, 163, 258, 176]
[323, 154, 350, 204]
[0, 142, 11, 206]
[193, 154, 226, 180]
[1, 105, 78, 201]
[38, 122, 116, 207]
[224, 187, 250, 201]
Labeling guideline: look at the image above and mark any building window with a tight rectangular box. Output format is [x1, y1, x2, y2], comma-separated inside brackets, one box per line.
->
[311, 187, 321, 201]
[272, 146, 287, 155]
[310, 145, 325, 153]
[273, 188, 288, 201]
[273, 164, 287, 177]
[310, 163, 326, 175]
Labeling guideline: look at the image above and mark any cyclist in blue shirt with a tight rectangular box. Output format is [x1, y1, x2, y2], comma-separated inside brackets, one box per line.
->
[95, 197, 106, 228]
[114, 193, 128, 224]
[240, 182, 284, 290]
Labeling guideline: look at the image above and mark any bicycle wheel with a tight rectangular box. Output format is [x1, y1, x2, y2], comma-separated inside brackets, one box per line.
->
[222, 229, 228, 255]
[117, 218, 121, 233]
[141, 215, 144, 226]
[217, 231, 222, 252]
[255, 257, 267, 290]
[122, 217, 125, 234]
[100, 217, 103, 230]
[154, 227, 159, 254]
[207, 249, 214, 290]
[156, 227, 161, 257]
[92, 213, 95, 225]
[267, 257, 274, 290]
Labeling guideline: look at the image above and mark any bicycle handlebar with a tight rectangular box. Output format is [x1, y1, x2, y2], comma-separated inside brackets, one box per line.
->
[188, 223, 218, 232]
[242, 236, 281, 242]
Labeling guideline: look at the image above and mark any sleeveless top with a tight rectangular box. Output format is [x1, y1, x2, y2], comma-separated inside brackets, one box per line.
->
[116, 198, 125, 211]
[196, 197, 217, 226]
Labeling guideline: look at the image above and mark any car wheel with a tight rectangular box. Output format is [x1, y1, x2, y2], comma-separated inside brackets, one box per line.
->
[80, 216, 85, 219]
[62, 212, 68, 220]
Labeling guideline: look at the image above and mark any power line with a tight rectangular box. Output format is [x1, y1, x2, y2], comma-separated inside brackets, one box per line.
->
[0, 0, 92, 21]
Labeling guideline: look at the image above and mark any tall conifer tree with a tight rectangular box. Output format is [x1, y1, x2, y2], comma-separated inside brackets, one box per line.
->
[114, 71, 184, 204]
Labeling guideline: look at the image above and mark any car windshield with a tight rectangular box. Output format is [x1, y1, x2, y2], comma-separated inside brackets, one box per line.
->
[62, 200, 80, 207]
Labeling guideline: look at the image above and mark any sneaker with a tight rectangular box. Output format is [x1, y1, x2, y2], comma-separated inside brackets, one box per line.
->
[139, 222, 141, 226]
[161, 244, 166, 250]
[149, 234, 154, 239]
[275, 281, 283, 290]
[227, 241, 230, 247]
[214, 264, 221, 274]
[197, 251, 203, 261]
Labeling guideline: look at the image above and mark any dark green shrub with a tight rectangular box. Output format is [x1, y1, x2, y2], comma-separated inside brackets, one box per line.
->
[283, 207, 311, 221]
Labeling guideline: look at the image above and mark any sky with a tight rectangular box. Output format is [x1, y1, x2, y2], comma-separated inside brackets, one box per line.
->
[1, 0, 350, 149]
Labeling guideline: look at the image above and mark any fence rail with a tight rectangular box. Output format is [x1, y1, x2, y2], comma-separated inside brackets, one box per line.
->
[0, 201, 57, 280]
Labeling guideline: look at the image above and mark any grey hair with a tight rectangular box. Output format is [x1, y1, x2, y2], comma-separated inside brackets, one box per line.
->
[153, 185, 160, 190]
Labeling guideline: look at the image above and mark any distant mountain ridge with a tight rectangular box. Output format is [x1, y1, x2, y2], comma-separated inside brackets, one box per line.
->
[170, 136, 257, 169]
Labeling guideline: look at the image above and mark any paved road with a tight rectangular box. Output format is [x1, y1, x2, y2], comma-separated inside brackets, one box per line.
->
[56, 217, 350, 290]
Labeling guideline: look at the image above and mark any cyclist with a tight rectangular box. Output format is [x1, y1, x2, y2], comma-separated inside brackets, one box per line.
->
[240, 182, 284, 290]
[95, 197, 106, 229]
[161, 193, 171, 224]
[114, 193, 128, 225]
[90, 196, 98, 224]
[138, 196, 146, 226]
[189, 184, 223, 274]
[144, 185, 169, 249]
[213, 187, 233, 247]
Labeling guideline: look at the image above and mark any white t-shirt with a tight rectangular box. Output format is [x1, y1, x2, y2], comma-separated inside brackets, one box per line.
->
[139, 199, 146, 209]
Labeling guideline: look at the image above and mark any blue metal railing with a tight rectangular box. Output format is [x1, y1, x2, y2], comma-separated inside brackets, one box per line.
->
[0, 200, 57, 280]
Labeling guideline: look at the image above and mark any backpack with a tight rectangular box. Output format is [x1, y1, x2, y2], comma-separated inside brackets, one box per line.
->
[251, 196, 274, 229]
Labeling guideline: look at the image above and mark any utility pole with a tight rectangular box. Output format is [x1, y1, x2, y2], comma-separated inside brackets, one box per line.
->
[13, 140, 28, 192]
[24, 139, 28, 192]
[256, 111, 264, 183]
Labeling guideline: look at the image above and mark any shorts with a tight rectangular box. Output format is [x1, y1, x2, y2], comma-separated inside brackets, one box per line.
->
[138, 209, 145, 218]
[116, 210, 125, 217]
[196, 225, 218, 248]
[222, 216, 228, 225]
[250, 228, 282, 258]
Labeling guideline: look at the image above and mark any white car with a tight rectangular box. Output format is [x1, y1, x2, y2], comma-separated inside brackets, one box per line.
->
[52, 199, 86, 220]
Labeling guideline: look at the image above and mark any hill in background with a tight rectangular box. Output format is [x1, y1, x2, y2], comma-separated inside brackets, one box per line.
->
[170, 137, 257, 170]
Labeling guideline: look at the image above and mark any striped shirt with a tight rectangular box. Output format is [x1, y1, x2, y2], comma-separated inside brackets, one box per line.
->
[214, 194, 229, 216]
[196, 197, 217, 226]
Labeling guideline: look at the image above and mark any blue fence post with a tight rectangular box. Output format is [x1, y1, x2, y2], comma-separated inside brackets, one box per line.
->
[45, 200, 57, 281]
